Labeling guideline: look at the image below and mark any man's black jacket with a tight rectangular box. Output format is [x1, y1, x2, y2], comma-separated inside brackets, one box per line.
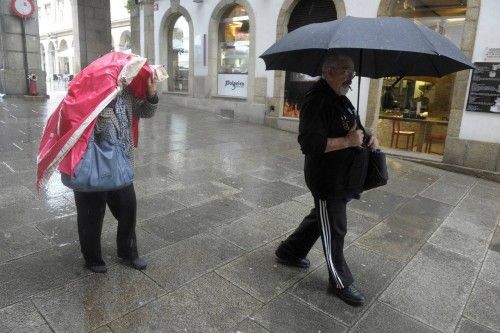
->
[298, 78, 369, 200]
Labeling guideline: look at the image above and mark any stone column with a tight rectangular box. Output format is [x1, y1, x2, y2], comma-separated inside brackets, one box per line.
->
[129, 0, 155, 63]
[0, 1, 45, 96]
[72, 0, 112, 72]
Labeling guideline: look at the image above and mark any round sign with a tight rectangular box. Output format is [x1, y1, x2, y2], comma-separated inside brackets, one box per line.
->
[10, 0, 35, 19]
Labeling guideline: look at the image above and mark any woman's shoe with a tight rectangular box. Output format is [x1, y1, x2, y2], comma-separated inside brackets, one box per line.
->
[85, 264, 107, 273]
[121, 257, 147, 270]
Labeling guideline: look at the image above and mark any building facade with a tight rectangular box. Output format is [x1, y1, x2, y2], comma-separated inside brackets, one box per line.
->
[144, 0, 499, 173]
[38, 0, 131, 90]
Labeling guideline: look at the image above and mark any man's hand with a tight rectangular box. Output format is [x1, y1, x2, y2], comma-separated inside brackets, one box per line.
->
[345, 122, 364, 147]
[367, 136, 380, 150]
[147, 76, 157, 98]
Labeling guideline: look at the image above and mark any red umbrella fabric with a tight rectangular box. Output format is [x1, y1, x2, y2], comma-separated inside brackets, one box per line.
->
[36, 51, 153, 190]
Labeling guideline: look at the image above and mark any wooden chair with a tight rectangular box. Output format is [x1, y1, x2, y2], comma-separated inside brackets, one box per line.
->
[425, 134, 446, 154]
[390, 119, 415, 150]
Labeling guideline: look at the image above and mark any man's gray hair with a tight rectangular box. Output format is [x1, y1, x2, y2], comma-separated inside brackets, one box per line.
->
[321, 54, 352, 77]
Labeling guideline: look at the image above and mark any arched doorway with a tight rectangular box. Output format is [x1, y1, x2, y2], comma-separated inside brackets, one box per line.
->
[369, 0, 478, 157]
[119, 31, 131, 52]
[159, 5, 194, 95]
[168, 15, 190, 93]
[282, 0, 338, 118]
[57, 39, 70, 75]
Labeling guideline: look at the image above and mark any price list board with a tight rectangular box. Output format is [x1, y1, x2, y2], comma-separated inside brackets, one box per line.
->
[465, 62, 500, 113]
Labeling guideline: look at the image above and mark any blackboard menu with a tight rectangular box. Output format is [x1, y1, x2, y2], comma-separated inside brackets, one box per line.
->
[466, 62, 500, 113]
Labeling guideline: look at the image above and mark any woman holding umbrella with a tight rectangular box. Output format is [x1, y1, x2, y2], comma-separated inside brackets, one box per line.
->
[37, 52, 164, 273]
[72, 75, 159, 273]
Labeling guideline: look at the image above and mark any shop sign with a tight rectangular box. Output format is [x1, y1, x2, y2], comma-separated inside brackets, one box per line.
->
[466, 62, 500, 113]
[217, 74, 247, 98]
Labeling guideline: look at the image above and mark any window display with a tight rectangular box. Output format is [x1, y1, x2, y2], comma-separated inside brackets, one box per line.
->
[218, 5, 249, 75]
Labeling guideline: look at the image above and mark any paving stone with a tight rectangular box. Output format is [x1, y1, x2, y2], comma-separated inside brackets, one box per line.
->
[345, 209, 379, 244]
[291, 245, 402, 326]
[0, 300, 52, 333]
[133, 176, 183, 199]
[226, 319, 270, 333]
[32, 265, 165, 333]
[348, 189, 407, 221]
[142, 197, 254, 244]
[0, 185, 36, 208]
[0, 244, 89, 308]
[216, 240, 324, 303]
[143, 233, 244, 292]
[382, 169, 439, 198]
[355, 219, 424, 261]
[100, 227, 167, 263]
[428, 225, 490, 262]
[252, 293, 347, 333]
[133, 162, 175, 181]
[219, 174, 272, 192]
[90, 326, 113, 333]
[109, 273, 262, 332]
[351, 302, 439, 333]
[164, 181, 240, 207]
[292, 192, 314, 206]
[211, 211, 294, 250]
[237, 181, 308, 208]
[456, 318, 499, 333]
[136, 191, 185, 222]
[463, 279, 500, 332]
[490, 227, 500, 253]
[379, 243, 481, 332]
[480, 250, 500, 289]
[263, 200, 312, 224]
[420, 176, 473, 205]
[249, 167, 302, 183]
[0, 225, 52, 263]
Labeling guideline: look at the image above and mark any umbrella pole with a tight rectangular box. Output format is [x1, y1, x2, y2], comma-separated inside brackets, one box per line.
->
[356, 49, 362, 118]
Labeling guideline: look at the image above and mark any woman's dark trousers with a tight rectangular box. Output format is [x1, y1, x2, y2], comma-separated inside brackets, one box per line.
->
[280, 197, 354, 288]
[74, 184, 138, 266]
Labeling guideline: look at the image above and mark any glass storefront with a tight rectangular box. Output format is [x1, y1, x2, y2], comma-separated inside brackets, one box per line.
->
[217, 5, 249, 97]
[378, 0, 467, 155]
[168, 15, 190, 93]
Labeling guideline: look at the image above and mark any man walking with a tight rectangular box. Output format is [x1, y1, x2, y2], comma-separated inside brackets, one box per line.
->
[275, 54, 379, 306]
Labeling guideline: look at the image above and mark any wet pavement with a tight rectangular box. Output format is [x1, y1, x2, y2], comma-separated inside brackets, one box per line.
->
[0, 92, 499, 333]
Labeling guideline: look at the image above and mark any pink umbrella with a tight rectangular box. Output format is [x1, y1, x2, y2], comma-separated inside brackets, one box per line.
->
[36, 51, 154, 190]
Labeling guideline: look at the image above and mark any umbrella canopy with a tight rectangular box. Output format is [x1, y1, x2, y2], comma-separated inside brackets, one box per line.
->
[36, 51, 155, 190]
[260, 16, 474, 78]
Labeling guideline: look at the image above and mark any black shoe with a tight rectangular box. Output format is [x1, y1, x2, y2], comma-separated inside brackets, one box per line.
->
[275, 244, 310, 268]
[85, 264, 107, 273]
[328, 284, 366, 306]
[121, 257, 147, 270]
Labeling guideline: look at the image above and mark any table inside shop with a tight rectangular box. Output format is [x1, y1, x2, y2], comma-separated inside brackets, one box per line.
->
[379, 114, 449, 152]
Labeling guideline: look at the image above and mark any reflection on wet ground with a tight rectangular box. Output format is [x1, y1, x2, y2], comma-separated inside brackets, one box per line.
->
[0, 92, 499, 332]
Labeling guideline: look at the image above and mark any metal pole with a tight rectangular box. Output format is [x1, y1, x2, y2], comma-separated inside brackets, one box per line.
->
[21, 18, 29, 94]
[356, 49, 362, 117]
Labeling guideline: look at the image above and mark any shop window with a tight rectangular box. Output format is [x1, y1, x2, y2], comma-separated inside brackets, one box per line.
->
[217, 5, 249, 97]
[168, 16, 189, 93]
[282, 0, 337, 118]
[378, 0, 467, 155]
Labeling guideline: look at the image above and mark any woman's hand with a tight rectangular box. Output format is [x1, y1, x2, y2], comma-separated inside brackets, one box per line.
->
[147, 76, 157, 98]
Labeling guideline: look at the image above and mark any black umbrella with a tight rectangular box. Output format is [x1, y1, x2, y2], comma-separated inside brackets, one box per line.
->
[260, 16, 474, 79]
[260, 16, 474, 112]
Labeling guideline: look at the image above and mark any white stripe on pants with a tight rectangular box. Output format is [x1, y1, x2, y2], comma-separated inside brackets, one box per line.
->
[319, 199, 344, 289]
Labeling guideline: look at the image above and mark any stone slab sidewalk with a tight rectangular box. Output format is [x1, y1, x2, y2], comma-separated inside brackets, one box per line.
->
[0, 95, 499, 332]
